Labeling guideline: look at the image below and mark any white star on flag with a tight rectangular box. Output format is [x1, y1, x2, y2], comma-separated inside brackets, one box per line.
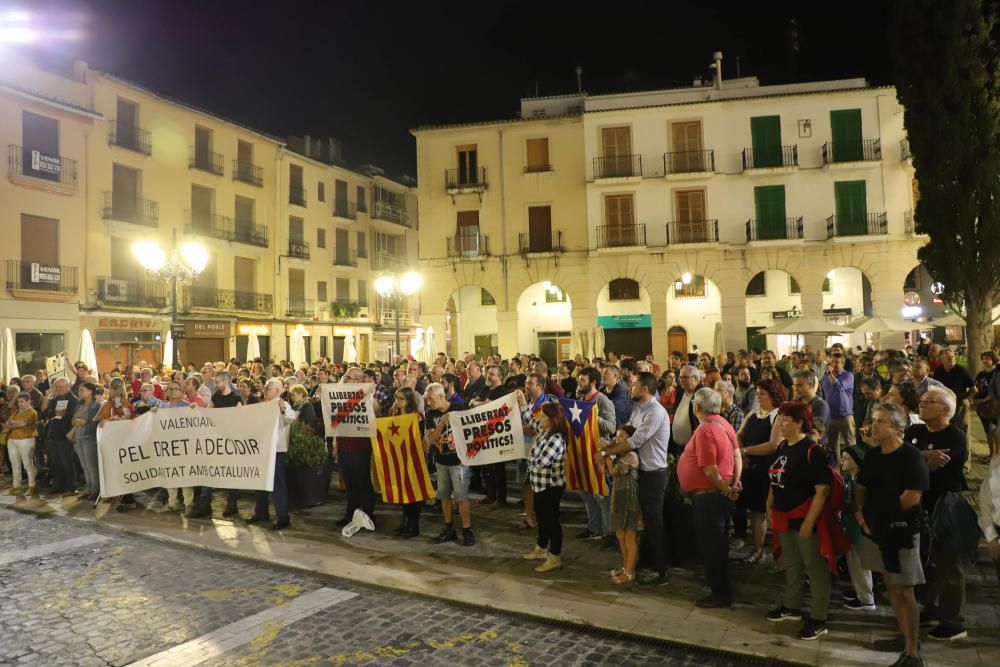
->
[569, 402, 583, 423]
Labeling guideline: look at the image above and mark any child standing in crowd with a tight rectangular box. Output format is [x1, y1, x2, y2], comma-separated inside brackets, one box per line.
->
[603, 424, 641, 584]
[3, 393, 38, 495]
[840, 445, 876, 611]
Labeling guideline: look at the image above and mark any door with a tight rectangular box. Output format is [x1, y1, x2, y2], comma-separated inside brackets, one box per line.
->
[455, 210, 480, 255]
[834, 180, 868, 235]
[234, 257, 256, 309]
[670, 121, 703, 171]
[457, 145, 478, 185]
[289, 217, 304, 244]
[527, 206, 552, 252]
[333, 336, 345, 363]
[830, 109, 863, 162]
[195, 126, 212, 165]
[675, 189, 707, 242]
[335, 180, 348, 214]
[235, 196, 254, 241]
[112, 164, 139, 218]
[667, 326, 688, 357]
[605, 329, 653, 360]
[601, 127, 632, 176]
[183, 339, 226, 368]
[753, 185, 787, 240]
[746, 327, 767, 352]
[191, 185, 213, 231]
[20, 214, 58, 290]
[750, 115, 782, 168]
[21, 111, 59, 181]
[116, 98, 138, 148]
[288, 268, 305, 312]
[335, 229, 350, 265]
[474, 334, 495, 360]
[604, 194, 635, 246]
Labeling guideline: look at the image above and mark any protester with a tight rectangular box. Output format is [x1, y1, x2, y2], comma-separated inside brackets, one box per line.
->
[41, 377, 79, 495]
[670, 365, 703, 452]
[247, 378, 296, 531]
[391, 387, 426, 539]
[979, 450, 1000, 584]
[839, 444, 876, 611]
[932, 348, 974, 434]
[715, 380, 744, 432]
[973, 351, 998, 454]
[425, 382, 474, 546]
[601, 424, 641, 584]
[2, 393, 38, 495]
[601, 365, 631, 427]
[96, 378, 136, 508]
[70, 382, 102, 501]
[522, 402, 568, 574]
[572, 368, 616, 546]
[735, 379, 785, 561]
[469, 364, 510, 507]
[820, 353, 854, 455]
[792, 370, 829, 444]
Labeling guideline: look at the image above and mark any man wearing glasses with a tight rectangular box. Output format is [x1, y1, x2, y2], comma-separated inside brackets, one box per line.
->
[469, 365, 510, 507]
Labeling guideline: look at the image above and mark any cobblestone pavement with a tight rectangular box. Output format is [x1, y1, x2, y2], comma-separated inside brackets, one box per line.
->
[0, 512, 777, 667]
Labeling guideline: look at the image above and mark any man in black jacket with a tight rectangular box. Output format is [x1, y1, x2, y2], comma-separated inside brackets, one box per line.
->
[40, 377, 78, 494]
[461, 362, 486, 403]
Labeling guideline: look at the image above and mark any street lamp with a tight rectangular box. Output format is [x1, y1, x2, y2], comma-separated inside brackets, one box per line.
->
[374, 271, 422, 361]
[134, 229, 207, 369]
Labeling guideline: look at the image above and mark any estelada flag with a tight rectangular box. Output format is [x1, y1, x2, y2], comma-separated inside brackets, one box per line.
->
[370, 413, 435, 504]
[558, 397, 609, 496]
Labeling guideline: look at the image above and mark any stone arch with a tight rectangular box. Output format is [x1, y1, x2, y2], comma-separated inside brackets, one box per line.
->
[515, 280, 573, 364]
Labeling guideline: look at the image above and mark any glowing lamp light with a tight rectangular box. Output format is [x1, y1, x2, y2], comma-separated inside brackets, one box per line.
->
[826, 270, 835, 279]
[181, 242, 208, 273]
[399, 271, 423, 296]
[681, 273, 692, 285]
[901, 306, 923, 319]
[542, 281, 552, 291]
[674, 281, 684, 291]
[133, 240, 166, 271]
[373, 275, 394, 296]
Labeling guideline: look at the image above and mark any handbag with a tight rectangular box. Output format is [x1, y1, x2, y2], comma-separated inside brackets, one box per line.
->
[976, 399, 1000, 420]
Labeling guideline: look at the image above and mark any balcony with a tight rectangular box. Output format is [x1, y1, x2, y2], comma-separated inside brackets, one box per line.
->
[518, 230, 563, 255]
[900, 139, 911, 161]
[378, 308, 413, 327]
[595, 224, 646, 249]
[102, 191, 159, 227]
[825, 212, 888, 239]
[186, 210, 232, 240]
[666, 219, 718, 245]
[189, 147, 224, 175]
[746, 217, 804, 242]
[331, 300, 364, 319]
[822, 138, 882, 165]
[742, 145, 799, 172]
[447, 233, 489, 258]
[6, 260, 78, 301]
[108, 121, 152, 155]
[285, 298, 315, 317]
[371, 200, 410, 227]
[593, 154, 642, 180]
[7, 145, 78, 194]
[904, 210, 925, 236]
[333, 200, 358, 220]
[288, 240, 310, 259]
[372, 249, 408, 270]
[289, 186, 307, 207]
[184, 286, 272, 313]
[334, 248, 359, 267]
[96, 276, 168, 309]
[232, 160, 263, 187]
[445, 167, 487, 194]
[662, 150, 714, 177]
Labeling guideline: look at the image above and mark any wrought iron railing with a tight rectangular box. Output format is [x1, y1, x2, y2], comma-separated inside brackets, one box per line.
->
[288, 240, 310, 259]
[333, 200, 358, 220]
[372, 250, 408, 270]
[232, 160, 263, 186]
[285, 298, 315, 317]
[190, 147, 224, 175]
[447, 233, 489, 258]
[445, 167, 487, 190]
[289, 186, 307, 207]
[666, 219, 718, 244]
[7, 144, 78, 187]
[6, 260, 78, 293]
[108, 121, 152, 155]
[595, 224, 645, 248]
[518, 230, 563, 254]
[594, 154, 642, 179]
[745, 217, 804, 241]
[822, 138, 881, 164]
[663, 149, 714, 174]
[825, 212, 888, 238]
[96, 276, 168, 308]
[742, 145, 798, 170]
[185, 286, 272, 313]
[379, 308, 413, 326]
[334, 249, 358, 267]
[102, 191, 159, 226]
[371, 200, 409, 226]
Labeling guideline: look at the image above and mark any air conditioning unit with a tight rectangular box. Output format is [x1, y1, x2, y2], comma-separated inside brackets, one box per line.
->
[105, 279, 129, 303]
[357, 306, 370, 320]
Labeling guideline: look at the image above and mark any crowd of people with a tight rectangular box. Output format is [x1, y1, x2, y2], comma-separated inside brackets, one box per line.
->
[2, 339, 999, 667]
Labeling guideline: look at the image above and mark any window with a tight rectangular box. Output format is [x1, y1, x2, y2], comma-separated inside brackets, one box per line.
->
[457, 145, 478, 184]
[527, 206, 552, 252]
[288, 268, 305, 302]
[545, 290, 568, 303]
[674, 275, 706, 298]
[823, 277, 832, 293]
[190, 184, 214, 230]
[317, 281, 328, 302]
[334, 179, 348, 215]
[669, 121, 705, 171]
[600, 127, 633, 177]
[753, 185, 787, 240]
[318, 181, 326, 202]
[289, 164, 304, 204]
[830, 108, 864, 161]
[525, 138, 550, 172]
[289, 216, 304, 243]
[481, 289, 496, 306]
[609, 278, 640, 302]
[603, 194, 634, 227]
[834, 180, 868, 234]
[746, 272, 766, 296]
[21, 111, 59, 180]
[357, 185, 367, 212]
[357, 231, 367, 258]
[790, 276, 801, 295]
[112, 163, 141, 216]
[15, 333, 65, 375]
[455, 210, 481, 254]
[317, 228, 326, 248]
[336, 278, 350, 302]
[750, 115, 782, 167]
[358, 279, 368, 307]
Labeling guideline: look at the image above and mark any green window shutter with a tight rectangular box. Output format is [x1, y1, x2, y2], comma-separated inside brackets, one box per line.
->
[750, 116, 782, 167]
[753, 185, 787, 239]
[830, 109, 862, 162]
[834, 180, 868, 235]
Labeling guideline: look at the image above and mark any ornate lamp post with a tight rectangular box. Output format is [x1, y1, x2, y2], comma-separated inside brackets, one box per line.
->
[374, 271, 422, 362]
[133, 229, 207, 369]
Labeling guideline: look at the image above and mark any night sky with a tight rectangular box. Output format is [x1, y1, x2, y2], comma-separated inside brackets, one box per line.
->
[23, 0, 893, 177]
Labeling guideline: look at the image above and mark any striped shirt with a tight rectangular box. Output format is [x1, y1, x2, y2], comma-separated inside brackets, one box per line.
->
[528, 431, 567, 492]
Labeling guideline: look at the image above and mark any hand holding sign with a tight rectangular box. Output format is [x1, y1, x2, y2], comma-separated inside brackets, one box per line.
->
[319, 383, 376, 438]
[451, 393, 526, 466]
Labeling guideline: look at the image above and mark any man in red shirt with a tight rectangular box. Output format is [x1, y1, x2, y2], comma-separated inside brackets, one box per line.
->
[132, 367, 165, 401]
[678, 387, 742, 608]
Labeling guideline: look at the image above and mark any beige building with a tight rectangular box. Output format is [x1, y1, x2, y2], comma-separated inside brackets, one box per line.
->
[1, 54, 417, 374]
[414, 64, 926, 366]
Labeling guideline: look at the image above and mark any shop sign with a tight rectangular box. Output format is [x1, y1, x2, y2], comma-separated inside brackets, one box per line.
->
[772, 310, 801, 320]
[30, 263, 61, 284]
[823, 307, 853, 317]
[185, 321, 230, 338]
[96, 318, 161, 330]
[597, 314, 651, 329]
[238, 324, 271, 336]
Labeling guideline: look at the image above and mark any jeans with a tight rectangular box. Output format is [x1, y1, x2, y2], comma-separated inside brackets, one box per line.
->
[692, 492, 733, 600]
[779, 529, 831, 621]
[638, 468, 670, 575]
[49, 439, 76, 492]
[826, 415, 855, 456]
[7, 438, 36, 488]
[74, 435, 100, 496]
[581, 491, 611, 536]
[340, 446, 375, 519]
[918, 539, 966, 626]
[535, 486, 564, 556]
[482, 461, 507, 502]
[254, 452, 289, 522]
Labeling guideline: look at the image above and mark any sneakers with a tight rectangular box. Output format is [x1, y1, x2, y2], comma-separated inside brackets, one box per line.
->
[523, 545, 548, 561]
[575, 529, 601, 541]
[461, 527, 475, 547]
[534, 554, 562, 573]
[843, 598, 876, 611]
[634, 571, 669, 588]
[9, 486, 22, 495]
[432, 527, 457, 544]
[841, 590, 858, 603]
[890, 654, 926, 667]
[797, 619, 828, 641]
[766, 606, 803, 622]
[928, 624, 967, 641]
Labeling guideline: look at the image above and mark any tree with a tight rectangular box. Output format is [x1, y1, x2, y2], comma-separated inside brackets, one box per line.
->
[889, 0, 1000, 372]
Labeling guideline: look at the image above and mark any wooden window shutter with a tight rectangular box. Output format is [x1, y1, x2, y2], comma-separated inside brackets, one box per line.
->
[526, 138, 549, 171]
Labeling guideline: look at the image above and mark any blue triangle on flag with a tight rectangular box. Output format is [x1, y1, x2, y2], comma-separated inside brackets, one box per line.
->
[558, 397, 596, 438]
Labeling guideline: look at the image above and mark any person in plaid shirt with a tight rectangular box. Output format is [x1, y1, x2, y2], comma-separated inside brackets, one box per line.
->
[521, 400, 568, 574]
[364, 368, 391, 415]
[515, 374, 554, 531]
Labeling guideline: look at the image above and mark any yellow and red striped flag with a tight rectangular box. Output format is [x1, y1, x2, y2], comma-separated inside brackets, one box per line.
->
[559, 397, 609, 496]
[370, 413, 435, 504]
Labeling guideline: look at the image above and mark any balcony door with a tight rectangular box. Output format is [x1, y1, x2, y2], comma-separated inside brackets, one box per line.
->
[675, 189, 707, 243]
[750, 115, 782, 168]
[456, 210, 480, 256]
[195, 126, 213, 166]
[830, 109, 863, 162]
[20, 215, 58, 289]
[528, 206, 552, 252]
[457, 145, 478, 185]
[235, 195, 254, 242]
[112, 163, 139, 217]
[288, 268, 305, 311]
[603, 194, 635, 246]
[21, 111, 59, 181]
[834, 180, 868, 235]
[601, 127, 632, 176]
[191, 185, 214, 232]
[753, 185, 787, 240]
[670, 121, 703, 171]
[234, 256, 256, 309]
[335, 229, 349, 265]
[335, 179, 348, 213]
[116, 98, 137, 143]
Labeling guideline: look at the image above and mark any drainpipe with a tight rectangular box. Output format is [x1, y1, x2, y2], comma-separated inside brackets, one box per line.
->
[498, 128, 509, 309]
[275, 146, 285, 334]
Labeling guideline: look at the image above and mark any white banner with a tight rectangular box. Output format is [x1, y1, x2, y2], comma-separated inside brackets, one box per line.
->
[451, 392, 526, 466]
[45, 352, 70, 382]
[97, 401, 279, 497]
[319, 383, 376, 438]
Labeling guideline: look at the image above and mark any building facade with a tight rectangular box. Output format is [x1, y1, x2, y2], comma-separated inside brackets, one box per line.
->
[414, 69, 926, 366]
[1, 54, 417, 375]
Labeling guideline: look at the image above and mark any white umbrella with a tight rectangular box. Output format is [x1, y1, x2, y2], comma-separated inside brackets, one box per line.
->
[848, 316, 934, 333]
[76, 329, 98, 374]
[162, 329, 174, 369]
[343, 333, 358, 363]
[423, 326, 435, 363]
[246, 329, 261, 361]
[759, 319, 795, 335]
[410, 327, 425, 362]
[775, 316, 854, 336]
[1, 328, 19, 383]
[592, 327, 605, 360]
[929, 312, 967, 327]
[712, 321, 725, 363]
[289, 327, 307, 367]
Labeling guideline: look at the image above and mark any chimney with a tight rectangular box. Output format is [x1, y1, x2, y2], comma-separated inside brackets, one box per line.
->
[303, 134, 312, 157]
[712, 51, 723, 89]
[575, 65, 583, 93]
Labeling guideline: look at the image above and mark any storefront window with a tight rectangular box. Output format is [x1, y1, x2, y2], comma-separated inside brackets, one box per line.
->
[15, 332, 65, 375]
[95, 331, 163, 374]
